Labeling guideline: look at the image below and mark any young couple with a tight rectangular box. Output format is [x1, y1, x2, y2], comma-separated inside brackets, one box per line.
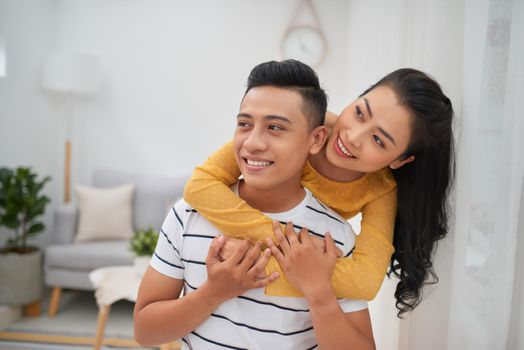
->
[134, 59, 455, 349]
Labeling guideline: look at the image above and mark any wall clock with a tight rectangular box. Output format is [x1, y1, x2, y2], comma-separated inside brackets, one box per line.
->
[281, 0, 328, 68]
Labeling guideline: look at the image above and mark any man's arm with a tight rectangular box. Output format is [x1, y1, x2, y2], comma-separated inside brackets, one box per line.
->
[134, 236, 278, 346]
[267, 222, 375, 350]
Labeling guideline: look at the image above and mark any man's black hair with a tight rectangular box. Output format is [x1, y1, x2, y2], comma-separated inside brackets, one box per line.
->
[245, 59, 327, 128]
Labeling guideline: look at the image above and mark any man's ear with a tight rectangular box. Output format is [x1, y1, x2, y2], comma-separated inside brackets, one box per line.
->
[389, 155, 415, 170]
[308, 126, 328, 155]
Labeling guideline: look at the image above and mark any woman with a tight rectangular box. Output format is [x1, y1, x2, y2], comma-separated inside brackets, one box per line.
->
[184, 68, 455, 316]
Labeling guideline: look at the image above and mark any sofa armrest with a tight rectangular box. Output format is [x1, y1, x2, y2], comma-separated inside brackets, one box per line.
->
[53, 204, 78, 244]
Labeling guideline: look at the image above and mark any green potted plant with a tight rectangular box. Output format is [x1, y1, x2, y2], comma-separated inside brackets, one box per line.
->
[129, 226, 159, 277]
[0, 167, 51, 305]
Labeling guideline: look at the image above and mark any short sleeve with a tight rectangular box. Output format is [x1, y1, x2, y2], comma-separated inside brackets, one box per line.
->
[150, 200, 186, 279]
[338, 299, 368, 313]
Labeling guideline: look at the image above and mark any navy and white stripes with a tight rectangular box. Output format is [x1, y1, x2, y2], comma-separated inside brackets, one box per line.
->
[150, 188, 367, 350]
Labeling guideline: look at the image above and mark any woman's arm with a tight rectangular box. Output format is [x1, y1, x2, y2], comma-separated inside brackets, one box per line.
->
[184, 141, 396, 300]
[184, 140, 276, 240]
[327, 189, 397, 299]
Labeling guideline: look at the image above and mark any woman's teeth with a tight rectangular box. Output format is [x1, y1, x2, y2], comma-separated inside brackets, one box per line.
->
[246, 159, 273, 167]
[337, 138, 355, 158]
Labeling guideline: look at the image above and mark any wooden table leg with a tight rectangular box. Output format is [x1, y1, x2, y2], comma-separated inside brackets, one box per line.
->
[48, 287, 62, 317]
[93, 304, 111, 350]
[23, 300, 41, 317]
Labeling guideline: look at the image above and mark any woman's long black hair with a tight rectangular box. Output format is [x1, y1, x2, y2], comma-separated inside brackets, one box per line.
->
[362, 68, 455, 317]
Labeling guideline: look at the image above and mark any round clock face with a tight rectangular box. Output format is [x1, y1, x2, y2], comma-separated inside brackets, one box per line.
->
[281, 26, 327, 68]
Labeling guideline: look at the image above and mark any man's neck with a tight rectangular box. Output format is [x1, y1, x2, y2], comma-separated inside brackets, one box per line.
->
[238, 180, 306, 213]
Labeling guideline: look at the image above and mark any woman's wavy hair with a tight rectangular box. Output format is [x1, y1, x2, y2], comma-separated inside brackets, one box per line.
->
[362, 68, 455, 317]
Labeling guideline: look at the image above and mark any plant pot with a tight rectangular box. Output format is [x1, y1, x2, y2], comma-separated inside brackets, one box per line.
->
[134, 256, 151, 277]
[0, 249, 42, 305]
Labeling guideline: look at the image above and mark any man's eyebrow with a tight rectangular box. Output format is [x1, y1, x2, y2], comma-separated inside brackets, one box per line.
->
[237, 113, 292, 124]
[265, 115, 292, 123]
[237, 113, 252, 119]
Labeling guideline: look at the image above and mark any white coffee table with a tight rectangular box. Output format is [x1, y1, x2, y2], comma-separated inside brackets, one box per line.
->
[89, 265, 177, 350]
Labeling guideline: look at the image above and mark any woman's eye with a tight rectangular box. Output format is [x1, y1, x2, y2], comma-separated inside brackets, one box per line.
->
[355, 106, 364, 121]
[373, 135, 385, 148]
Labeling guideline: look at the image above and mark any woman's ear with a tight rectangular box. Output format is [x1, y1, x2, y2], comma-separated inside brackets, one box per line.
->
[309, 126, 328, 155]
[389, 155, 415, 169]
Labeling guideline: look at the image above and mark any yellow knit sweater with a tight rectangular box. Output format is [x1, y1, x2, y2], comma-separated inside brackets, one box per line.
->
[184, 141, 397, 300]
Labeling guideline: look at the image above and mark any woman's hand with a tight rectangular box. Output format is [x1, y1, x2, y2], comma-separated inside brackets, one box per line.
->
[267, 221, 337, 300]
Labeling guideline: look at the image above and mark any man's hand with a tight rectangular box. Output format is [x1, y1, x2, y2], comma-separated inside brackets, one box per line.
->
[267, 221, 337, 299]
[204, 235, 279, 302]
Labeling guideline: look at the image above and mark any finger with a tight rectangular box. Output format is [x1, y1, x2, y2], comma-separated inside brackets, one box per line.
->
[247, 247, 271, 278]
[226, 239, 251, 265]
[206, 235, 225, 265]
[285, 222, 299, 246]
[251, 271, 280, 289]
[277, 223, 292, 256]
[239, 241, 262, 271]
[324, 233, 337, 257]
[267, 237, 285, 264]
[273, 221, 285, 246]
[298, 228, 311, 245]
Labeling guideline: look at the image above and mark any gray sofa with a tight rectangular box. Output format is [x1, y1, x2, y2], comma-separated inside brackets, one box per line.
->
[44, 168, 190, 316]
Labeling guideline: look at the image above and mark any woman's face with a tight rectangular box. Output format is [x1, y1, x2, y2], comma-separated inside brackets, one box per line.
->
[326, 85, 414, 173]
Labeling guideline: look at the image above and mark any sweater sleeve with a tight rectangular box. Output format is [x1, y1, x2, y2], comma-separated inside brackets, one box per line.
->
[328, 188, 397, 300]
[183, 140, 276, 240]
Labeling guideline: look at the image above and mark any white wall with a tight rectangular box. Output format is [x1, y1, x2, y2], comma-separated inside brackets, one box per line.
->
[0, 0, 350, 247]
[343, 1, 465, 349]
[0, 0, 59, 247]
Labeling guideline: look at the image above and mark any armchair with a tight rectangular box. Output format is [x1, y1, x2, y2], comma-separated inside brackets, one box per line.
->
[44, 169, 190, 316]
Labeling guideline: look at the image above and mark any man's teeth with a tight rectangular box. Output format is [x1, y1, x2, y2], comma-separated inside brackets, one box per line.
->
[246, 159, 273, 167]
[337, 138, 354, 158]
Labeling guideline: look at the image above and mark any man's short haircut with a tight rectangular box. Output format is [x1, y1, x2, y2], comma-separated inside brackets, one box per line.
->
[245, 60, 327, 128]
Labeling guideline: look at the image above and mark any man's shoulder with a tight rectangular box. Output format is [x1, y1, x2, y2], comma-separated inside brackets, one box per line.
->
[171, 198, 198, 226]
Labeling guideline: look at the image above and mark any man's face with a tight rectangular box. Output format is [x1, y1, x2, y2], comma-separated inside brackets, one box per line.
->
[234, 86, 315, 192]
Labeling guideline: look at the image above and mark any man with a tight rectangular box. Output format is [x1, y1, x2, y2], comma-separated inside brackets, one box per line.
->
[134, 60, 375, 349]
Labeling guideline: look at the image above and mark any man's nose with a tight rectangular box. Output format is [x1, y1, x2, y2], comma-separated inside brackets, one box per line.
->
[243, 127, 268, 152]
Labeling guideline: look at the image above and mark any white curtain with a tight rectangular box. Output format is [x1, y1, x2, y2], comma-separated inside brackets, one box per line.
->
[447, 0, 524, 348]
[347, 0, 524, 349]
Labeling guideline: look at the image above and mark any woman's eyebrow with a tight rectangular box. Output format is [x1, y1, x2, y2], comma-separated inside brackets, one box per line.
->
[379, 127, 397, 146]
[363, 98, 397, 145]
[363, 97, 373, 117]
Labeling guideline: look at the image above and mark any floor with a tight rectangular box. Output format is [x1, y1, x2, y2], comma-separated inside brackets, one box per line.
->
[0, 289, 171, 350]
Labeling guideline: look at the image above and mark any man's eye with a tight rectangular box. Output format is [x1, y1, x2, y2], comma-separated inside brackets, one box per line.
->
[237, 121, 250, 128]
[268, 125, 284, 131]
[373, 135, 385, 148]
[355, 106, 364, 121]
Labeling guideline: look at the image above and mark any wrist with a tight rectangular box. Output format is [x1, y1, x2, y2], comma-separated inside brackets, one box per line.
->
[198, 281, 228, 308]
[303, 280, 336, 307]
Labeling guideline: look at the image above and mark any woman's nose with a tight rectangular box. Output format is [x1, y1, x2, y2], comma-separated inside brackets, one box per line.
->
[342, 126, 364, 149]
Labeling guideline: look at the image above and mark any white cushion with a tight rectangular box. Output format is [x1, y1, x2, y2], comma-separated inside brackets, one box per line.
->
[74, 183, 135, 243]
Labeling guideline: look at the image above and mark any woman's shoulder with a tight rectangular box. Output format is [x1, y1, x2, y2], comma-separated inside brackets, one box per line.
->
[365, 167, 397, 191]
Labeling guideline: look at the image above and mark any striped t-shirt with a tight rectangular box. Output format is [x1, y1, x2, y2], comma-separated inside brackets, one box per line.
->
[151, 186, 367, 350]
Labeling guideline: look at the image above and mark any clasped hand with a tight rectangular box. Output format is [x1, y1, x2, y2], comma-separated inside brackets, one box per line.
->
[205, 235, 278, 302]
[207, 221, 340, 301]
